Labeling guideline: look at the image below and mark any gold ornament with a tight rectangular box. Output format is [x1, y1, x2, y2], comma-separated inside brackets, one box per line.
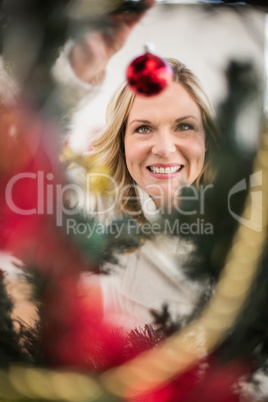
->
[60, 144, 111, 195]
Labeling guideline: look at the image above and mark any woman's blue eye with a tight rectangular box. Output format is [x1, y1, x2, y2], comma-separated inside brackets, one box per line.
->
[177, 123, 193, 130]
[136, 126, 151, 134]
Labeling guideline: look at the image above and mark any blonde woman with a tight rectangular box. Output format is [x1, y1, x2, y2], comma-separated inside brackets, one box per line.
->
[56, 6, 219, 331]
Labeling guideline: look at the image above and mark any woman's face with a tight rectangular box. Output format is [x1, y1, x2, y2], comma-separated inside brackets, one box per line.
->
[124, 82, 206, 208]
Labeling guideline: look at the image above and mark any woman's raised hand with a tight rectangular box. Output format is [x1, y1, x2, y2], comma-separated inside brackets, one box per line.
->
[69, 0, 155, 84]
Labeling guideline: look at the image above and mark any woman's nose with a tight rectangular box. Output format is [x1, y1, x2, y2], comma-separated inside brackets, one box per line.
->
[151, 132, 176, 158]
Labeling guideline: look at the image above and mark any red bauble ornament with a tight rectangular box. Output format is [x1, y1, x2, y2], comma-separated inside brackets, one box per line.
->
[126, 51, 173, 97]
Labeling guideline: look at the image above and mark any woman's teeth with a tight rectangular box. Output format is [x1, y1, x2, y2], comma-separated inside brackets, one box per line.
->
[148, 166, 182, 174]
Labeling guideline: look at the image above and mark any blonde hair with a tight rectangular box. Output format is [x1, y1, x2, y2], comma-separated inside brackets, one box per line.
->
[93, 58, 220, 217]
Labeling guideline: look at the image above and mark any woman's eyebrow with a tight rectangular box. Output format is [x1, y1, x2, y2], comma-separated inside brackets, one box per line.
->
[175, 115, 197, 122]
[128, 116, 198, 126]
[128, 119, 151, 126]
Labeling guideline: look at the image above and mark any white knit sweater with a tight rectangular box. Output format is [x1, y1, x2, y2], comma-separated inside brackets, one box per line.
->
[80, 189, 209, 331]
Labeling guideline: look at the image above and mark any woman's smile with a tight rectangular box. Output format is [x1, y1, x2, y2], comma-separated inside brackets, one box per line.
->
[146, 163, 184, 177]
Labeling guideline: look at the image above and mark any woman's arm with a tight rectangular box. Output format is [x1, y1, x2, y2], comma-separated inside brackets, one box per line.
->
[69, 1, 155, 85]
[52, 1, 155, 113]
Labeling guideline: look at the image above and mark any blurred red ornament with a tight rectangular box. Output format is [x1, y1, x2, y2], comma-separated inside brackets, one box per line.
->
[126, 51, 173, 97]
